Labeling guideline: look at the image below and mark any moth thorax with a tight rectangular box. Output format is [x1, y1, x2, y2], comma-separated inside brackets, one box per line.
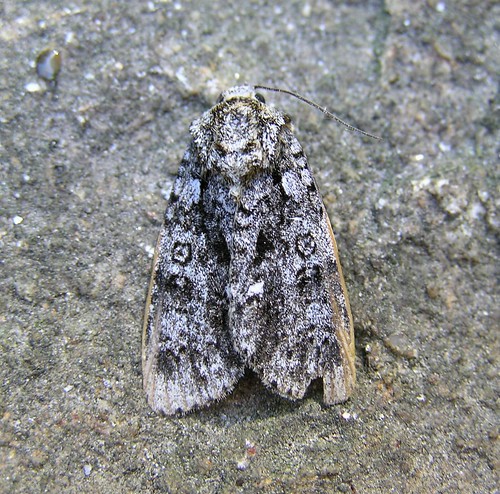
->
[209, 136, 269, 184]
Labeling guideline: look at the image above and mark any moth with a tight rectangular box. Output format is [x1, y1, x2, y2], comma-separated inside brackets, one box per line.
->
[143, 85, 360, 414]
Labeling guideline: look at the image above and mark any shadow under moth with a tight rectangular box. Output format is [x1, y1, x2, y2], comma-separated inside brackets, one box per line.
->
[143, 85, 363, 415]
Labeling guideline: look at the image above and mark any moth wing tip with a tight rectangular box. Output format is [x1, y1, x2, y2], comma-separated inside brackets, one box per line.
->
[322, 365, 356, 405]
[144, 367, 245, 415]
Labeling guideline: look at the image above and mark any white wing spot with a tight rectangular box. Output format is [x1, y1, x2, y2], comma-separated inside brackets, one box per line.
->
[247, 281, 264, 296]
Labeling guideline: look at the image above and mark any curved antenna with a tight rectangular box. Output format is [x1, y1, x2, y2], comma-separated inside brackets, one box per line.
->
[254, 85, 381, 140]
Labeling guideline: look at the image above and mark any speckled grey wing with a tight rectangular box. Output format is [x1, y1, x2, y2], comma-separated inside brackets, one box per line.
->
[228, 132, 356, 404]
[142, 147, 243, 414]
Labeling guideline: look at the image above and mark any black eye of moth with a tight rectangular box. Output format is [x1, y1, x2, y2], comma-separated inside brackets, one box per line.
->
[255, 93, 265, 103]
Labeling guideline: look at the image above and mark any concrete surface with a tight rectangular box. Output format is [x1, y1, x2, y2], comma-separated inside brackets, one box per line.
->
[0, 1, 498, 492]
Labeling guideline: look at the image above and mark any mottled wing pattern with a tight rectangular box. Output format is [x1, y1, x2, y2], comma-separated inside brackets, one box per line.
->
[228, 130, 356, 404]
[142, 145, 243, 414]
[144, 86, 356, 414]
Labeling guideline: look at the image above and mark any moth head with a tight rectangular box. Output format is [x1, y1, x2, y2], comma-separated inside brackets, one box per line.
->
[216, 85, 265, 105]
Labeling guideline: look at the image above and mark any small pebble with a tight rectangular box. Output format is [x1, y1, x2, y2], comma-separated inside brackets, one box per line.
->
[36, 48, 62, 83]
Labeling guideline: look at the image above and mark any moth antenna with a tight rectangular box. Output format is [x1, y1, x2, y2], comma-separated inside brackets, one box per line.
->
[254, 85, 381, 140]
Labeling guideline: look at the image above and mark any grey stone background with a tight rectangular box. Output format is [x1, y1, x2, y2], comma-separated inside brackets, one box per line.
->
[0, 1, 498, 493]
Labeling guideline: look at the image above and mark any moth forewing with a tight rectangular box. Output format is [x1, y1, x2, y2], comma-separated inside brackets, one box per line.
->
[322, 210, 356, 403]
[142, 230, 169, 412]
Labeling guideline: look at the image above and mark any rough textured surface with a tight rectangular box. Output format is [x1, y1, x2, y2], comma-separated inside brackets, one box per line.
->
[143, 87, 355, 414]
[0, 1, 498, 492]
